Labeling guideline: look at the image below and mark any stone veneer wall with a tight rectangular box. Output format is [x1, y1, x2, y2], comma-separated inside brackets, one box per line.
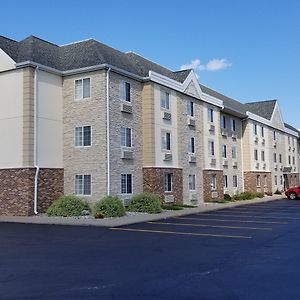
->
[244, 171, 272, 194]
[0, 168, 63, 216]
[143, 167, 183, 204]
[203, 170, 224, 202]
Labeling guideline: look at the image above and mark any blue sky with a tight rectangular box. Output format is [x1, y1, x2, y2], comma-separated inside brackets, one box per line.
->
[2, 0, 300, 128]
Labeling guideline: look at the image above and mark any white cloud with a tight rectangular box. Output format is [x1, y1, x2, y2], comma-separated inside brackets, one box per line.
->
[180, 58, 232, 72]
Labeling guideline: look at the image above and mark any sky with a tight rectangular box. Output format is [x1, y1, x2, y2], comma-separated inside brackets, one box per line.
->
[1, 0, 300, 128]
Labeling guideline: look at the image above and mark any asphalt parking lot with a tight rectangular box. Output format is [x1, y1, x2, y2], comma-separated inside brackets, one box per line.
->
[2, 198, 300, 299]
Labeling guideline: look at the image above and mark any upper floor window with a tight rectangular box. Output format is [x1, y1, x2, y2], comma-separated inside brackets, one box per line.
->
[261, 126, 264, 137]
[232, 146, 237, 159]
[162, 131, 171, 151]
[164, 173, 173, 192]
[75, 174, 91, 195]
[188, 174, 196, 191]
[231, 119, 236, 131]
[161, 91, 170, 110]
[233, 175, 238, 188]
[188, 137, 195, 154]
[253, 124, 257, 135]
[273, 153, 277, 163]
[292, 138, 295, 146]
[120, 81, 131, 102]
[293, 156, 295, 165]
[254, 149, 258, 160]
[222, 145, 227, 158]
[120, 127, 132, 147]
[75, 78, 90, 100]
[273, 131, 276, 140]
[279, 154, 282, 163]
[221, 115, 226, 129]
[274, 175, 278, 185]
[187, 101, 194, 117]
[288, 155, 291, 164]
[288, 136, 291, 145]
[208, 140, 215, 156]
[121, 174, 132, 194]
[261, 150, 265, 162]
[208, 108, 214, 122]
[75, 126, 91, 147]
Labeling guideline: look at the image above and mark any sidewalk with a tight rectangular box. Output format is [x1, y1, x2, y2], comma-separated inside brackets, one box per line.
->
[0, 195, 284, 228]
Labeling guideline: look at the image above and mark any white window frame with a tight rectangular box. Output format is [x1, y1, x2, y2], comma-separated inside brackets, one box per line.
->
[162, 131, 171, 151]
[208, 140, 215, 156]
[188, 174, 196, 191]
[222, 144, 227, 158]
[121, 174, 133, 194]
[119, 81, 131, 102]
[211, 175, 217, 191]
[254, 149, 258, 161]
[75, 125, 92, 147]
[233, 175, 238, 188]
[223, 175, 228, 189]
[256, 175, 261, 187]
[120, 127, 132, 148]
[221, 115, 226, 129]
[208, 108, 214, 123]
[74, 77, 91, 100]
[75, 174, 92, 196]
[161, 90, 170, 110]
[188, 137, 195, 154]
[231, 118, 236, 132]
[261, 150, 265, 162]
[254, 123, 257, 135]
[164, 173, 173, 192]
[187, 101, 194, 117]
[232, 146, 237, 159]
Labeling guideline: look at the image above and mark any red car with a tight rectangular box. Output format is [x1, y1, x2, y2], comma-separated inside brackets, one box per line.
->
[285, 187, 300, 199]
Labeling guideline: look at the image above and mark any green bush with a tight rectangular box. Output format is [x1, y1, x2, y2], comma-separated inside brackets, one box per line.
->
[255, 192, 265, 198]
[47, 195, 89, 217]
[232, 191, 265, 201]
[224, 194, 232, 201]
[93, 196, 126, 218]
[162, 204, 184, 210]
[128, 192, 162, 214]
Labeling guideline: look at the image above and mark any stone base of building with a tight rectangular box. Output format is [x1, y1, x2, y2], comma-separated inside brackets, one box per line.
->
[284, 173, 300, 190]
[203, 169, 224, 202]
[0, 168, 64, 216]
[244, 171, 272, 194]
[143, 167, 183, 204]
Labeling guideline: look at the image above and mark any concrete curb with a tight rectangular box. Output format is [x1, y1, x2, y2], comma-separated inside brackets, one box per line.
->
[0, 195, 285, 228]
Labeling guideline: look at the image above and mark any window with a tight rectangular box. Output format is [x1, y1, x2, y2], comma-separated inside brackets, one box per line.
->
[288, 136, 291, 145]
[223, 175, 228, 189]
[231, 119, 236, 131]
[293, 156, 295, 165]
[274, 175, 278, 185]
[273, 131, 276, 140]
[256, 175, 261, 187]
[288, 155, 291, 165]
[261, 150, 265, 162]
[75, 174, 91, 195]
[121, 174, 132, 194]
[292, 138, 295, 146]
[221, 115, 226, 129]
[120, 127, 132, 147]
[261, 126, 264, 137]
[208, 108, 214, 122]
[162, 131, 171, 151]
[279, 154, 282, 163]
[232, 146, 237, 159]
[222, 145, 227, 158]
[75, 126, 91, 147]
[75, 78, 90, 99]
[188, 137, 195, 153]
[120, 81, 131, 102]
[280, 176, 283, 185]
[208, 140, 215, 156]
[254, 149, 258, 160]
[161, 91, 170, 109]
[211, 175, 217, 190]
[188, 174, 196, 191]
[233, 175, 238, 188]
[273, 153, 277, 163]
[254, 124, 257, 135]
[164, 173, 173, 192]
[187, 101, 194, 117]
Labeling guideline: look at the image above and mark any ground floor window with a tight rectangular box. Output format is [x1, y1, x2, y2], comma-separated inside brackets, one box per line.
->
[164, 173, 173, 192]
[75, 174, 91, 195]
[233, 175, 238, 188]
[223, 175, 228, 189]
[189, 174, 196, 191]
[211, 174, 217, 190]
[121, 174, 132, 194]
[256, 175, 261, 187]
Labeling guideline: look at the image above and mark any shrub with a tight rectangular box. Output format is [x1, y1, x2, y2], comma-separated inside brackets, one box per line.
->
[255, 192, 265, 198]
[93, 196, 126, 218]
[47, 195, 89, 217]
[224, 194, 232, 201]
[128, 192, 162, 214]
[162, 204, 184, 210]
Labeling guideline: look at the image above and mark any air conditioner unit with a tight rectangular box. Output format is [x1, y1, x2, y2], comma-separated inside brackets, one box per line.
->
[121, 149, 133, 159]
[190, 194, 197, 201]
[209, 124, 215, 132]
[164, 194, 174, 203]
[222, 160, 228, 166]
[221, 131, 227, 137]
[163, 111, 172, 120]
[164, 153, 173, 161]
[211, 191, 218, 198]
[187, 118, 196, 127]
[189, 155, 196, 163]
[255, 162, 259, 169]
[273, 141, 277, 148]
[293, 147, 296, 152]
[210, 158, 216, 165]
[232, 134, 237, 140]
[232, 161, 238, 167]
[120, 103, 133, 114]
[254, 136, 258, 143]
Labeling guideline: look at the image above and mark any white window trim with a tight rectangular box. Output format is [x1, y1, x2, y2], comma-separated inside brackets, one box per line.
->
[119, 80, 131, 102]
[161, 130, 172, 151]
[74, 125, 92, 148]
[160, 89, 170, 110]
[188, 174, 196, 191]
[74, 77, 91, 100]
[164, 173, 173, 192]
[74, 174, 92, 196]
[121, 127, 133, 148]
[121, 173, 133, 194]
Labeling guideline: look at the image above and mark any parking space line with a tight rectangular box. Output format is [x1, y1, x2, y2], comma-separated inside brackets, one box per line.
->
[197, 213, 300, 220]
[109, 227, 252, 239]
[147, 221, 272, 231]
[175, 216, 288, 224]
[225, 210, 300, 215]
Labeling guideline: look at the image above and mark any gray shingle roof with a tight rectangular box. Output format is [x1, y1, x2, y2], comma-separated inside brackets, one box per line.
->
[284, 122, 299, 133]
[0, 35, 191, 83]
[244, 100, 277, 120]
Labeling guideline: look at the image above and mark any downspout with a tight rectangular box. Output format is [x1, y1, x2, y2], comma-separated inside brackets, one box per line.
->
[106, 68, 111, 195]
[33, 66, 39, 214]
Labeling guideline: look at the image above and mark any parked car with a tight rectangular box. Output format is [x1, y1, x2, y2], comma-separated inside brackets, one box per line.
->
[285, 187, 300, 199]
